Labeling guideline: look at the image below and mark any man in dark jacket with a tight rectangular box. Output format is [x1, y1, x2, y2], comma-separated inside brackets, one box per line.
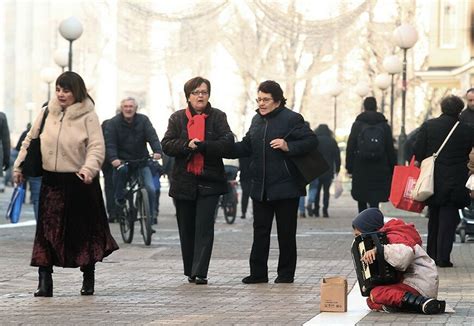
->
[414, 95, 474, 267]
[231, 80, 318, 284]
[459, 88, 474, 130]
[0, 112, 11, 192]
[346, 97, 396, 213]
[105, 97, 162, 220]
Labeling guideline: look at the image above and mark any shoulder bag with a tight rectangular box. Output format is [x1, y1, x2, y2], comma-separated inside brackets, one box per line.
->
[284, 126, 329, 185]
[413, 121, 459, 201]
[21, 108, 49, 177]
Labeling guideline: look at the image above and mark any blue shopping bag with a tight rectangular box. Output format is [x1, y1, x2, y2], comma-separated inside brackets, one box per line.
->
[6, 183, 26, 223]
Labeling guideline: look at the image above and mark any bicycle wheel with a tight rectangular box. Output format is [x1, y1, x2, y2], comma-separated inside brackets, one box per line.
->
[137, 188, 153, 246]
[214, 196, 221, 222]
[119, 198, 134, 243]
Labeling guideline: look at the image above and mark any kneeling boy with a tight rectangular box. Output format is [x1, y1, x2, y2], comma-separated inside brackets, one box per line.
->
[352, 208, 445, 314]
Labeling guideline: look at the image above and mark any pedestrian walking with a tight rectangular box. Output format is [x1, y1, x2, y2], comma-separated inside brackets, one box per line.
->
[230, 80, 318, 284]
[14, 123, 41, 220]
[460, 88, 474, 129]
[346, 97, 396, 213]
[414, 95, 474, 267]
[161, 76, 234, 285]
[311, 124, 341, 218]
[0, 111, 11, 192]
[13, 71, 119, 297]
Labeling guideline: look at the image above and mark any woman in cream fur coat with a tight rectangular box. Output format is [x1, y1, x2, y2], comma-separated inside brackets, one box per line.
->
[14, 72, 118, 297]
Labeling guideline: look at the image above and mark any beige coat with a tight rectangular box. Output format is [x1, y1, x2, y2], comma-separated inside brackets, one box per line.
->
[468, 147, 474, 174]
[384, 243, 439, 298]
[14, 97, 104, 178]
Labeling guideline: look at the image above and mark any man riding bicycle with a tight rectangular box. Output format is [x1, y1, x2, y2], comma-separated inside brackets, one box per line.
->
[104, 97, 162, 225]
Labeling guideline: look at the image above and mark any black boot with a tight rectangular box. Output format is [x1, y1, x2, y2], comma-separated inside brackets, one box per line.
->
[323, 208, 329, 218]
[34, 266, 53, 297]
[401, 292, 446, 314]
[306, 205, 314, 217]
[80, 265, 95, 295]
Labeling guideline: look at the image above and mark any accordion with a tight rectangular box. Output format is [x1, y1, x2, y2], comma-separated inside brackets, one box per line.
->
[351, 231, 398, 296]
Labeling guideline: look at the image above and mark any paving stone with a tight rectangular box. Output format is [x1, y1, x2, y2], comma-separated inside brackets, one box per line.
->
[0, 182, 472, 324]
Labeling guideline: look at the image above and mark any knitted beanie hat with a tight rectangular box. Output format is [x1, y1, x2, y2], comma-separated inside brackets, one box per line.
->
[352, 208, 384, 233]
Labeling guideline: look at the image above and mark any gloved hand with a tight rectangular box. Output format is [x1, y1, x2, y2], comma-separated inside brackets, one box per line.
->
[195, 141, 207, 153]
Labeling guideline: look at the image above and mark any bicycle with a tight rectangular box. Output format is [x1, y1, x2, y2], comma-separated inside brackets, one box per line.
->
[214, 165, 239, 224]
[117, 158, 154, 246]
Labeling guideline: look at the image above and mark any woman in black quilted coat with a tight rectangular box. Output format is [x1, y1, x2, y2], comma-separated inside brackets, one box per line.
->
[230, 80, 318, 284]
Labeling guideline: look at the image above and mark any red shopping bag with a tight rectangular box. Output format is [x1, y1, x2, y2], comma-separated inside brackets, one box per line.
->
[389, 156, 425, 213]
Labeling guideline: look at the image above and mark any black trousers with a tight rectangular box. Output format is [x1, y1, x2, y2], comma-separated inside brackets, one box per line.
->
[240, 180, 251, 216]
[357, 201, 379, 213]
[427, 206, 460, 263]
[250, 197, 299, 279]
[315, 174, 333, 211]
[175, 195, 219, 278]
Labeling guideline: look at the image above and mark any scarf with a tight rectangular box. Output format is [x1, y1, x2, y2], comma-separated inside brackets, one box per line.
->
[185, 107, 208, 175]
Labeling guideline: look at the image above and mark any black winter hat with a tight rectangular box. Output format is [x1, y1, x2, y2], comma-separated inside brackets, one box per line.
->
[352, 208, 384, 233]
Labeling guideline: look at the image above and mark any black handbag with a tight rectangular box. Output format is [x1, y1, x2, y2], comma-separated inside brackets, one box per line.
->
[21, 108, 49, 177]
[284, 125, 329, 185]
[288, 148, 329, 185]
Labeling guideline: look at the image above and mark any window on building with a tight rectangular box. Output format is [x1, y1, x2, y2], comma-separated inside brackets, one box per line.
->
[439, 0, 457, 49]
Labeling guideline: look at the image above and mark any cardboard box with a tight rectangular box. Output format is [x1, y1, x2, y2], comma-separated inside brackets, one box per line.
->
[320, 276, 348, 312]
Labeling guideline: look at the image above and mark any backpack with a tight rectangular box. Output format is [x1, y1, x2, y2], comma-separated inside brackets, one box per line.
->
[357, 123, 385, 160]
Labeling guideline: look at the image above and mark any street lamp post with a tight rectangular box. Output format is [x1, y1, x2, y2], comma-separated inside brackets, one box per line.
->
[393, 23, 418, 164]
[375, 73, 391, 115]
[355, 81, 370, 110]
[40, 67, 57, 101]
[26, 102, 35, 124]
[58, 16, 83, 71]
[382, 55, 403, 129]
[53, 49, 69, 72]
[329, 84, 343, 132]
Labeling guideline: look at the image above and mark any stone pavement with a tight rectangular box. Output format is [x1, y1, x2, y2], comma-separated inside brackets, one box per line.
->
[0, 181, 473, 325]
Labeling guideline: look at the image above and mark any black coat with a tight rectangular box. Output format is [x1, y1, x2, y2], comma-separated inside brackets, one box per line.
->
[414, 114, 474, 208]
[0, 112, 10, 169]
[346, 111, 396, 203]
[161, 106, 234, 200]
[314, 125, 341, 178]
[232, 107, 318, 201]
[105, 113, 162, 162]
[459, 108, 474, 130]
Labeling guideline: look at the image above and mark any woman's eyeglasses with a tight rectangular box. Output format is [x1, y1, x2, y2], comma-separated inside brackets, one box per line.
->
[191, 90, 209, 96]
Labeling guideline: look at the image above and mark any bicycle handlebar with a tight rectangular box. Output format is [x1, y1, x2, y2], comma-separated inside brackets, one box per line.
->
[117, 156, 158, 171]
